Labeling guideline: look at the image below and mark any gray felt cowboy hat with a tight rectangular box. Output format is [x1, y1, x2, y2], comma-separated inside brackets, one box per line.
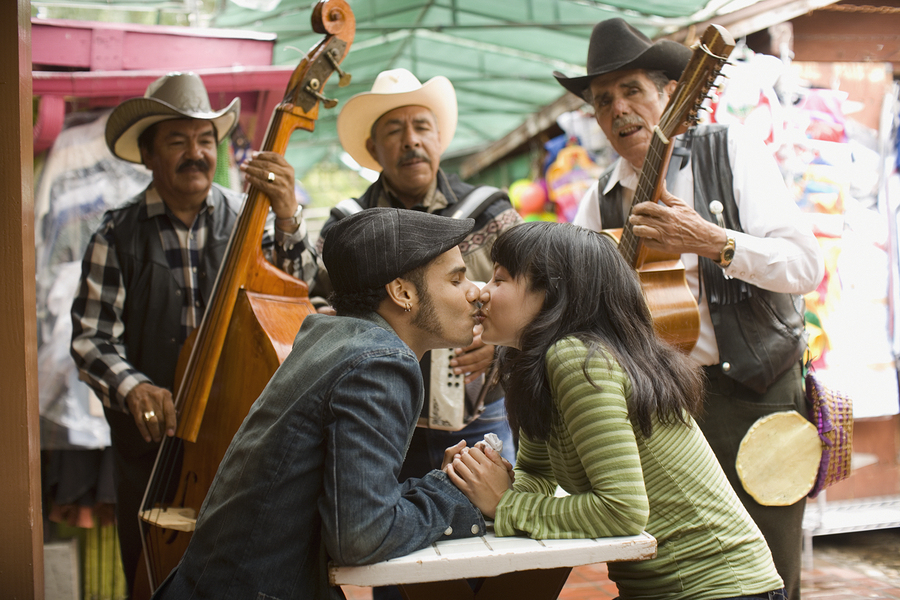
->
[337, 68, 457, 172]
[554, 18, 691, 100]
[105, 72, 240, 164]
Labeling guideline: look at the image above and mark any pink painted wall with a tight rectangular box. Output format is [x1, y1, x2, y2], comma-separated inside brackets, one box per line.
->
[32, 19, 277, 71]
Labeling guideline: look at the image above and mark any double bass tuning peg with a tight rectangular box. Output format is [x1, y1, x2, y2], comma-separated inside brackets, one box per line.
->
[326, 49, 352, 87]
[306, 78, 339, 109]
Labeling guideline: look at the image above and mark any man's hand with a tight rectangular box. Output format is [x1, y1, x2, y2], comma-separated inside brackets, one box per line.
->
[629, 188, 727, 260]
[126, 382, 177, 443]
[444, 445, 511, 519]
[451, 329, 494, 384]
[241, 151, 300, 231]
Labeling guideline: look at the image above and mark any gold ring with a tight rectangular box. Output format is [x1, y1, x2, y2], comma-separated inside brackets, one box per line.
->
[143, 410, 156, 421]
[267, 171, 276, 183]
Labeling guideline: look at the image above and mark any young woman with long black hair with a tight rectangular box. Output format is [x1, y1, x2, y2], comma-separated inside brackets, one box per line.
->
[444, 221, 785, 600]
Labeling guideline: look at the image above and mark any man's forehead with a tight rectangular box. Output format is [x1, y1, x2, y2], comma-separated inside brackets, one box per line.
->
[375, 105, 437, 128]
[589, 69, 650, 95]
[158, 118, 216, 136]
[428, 246, 465, 274]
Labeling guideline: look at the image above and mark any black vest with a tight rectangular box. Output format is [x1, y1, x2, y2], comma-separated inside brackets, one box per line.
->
[597, 125, 806, 393]
[109, 184, 242, 392]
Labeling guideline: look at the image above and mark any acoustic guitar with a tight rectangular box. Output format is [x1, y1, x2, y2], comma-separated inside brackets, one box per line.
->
[603, 24, 735, 353]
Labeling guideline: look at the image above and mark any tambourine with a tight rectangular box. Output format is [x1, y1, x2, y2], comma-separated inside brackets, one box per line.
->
[735, 410, 822, 506]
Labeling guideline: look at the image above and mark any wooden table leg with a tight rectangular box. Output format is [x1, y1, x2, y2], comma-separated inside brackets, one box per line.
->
[473, 567, 571, 599]
[400, 578, 474, 600]
[399, 567, 572, 600]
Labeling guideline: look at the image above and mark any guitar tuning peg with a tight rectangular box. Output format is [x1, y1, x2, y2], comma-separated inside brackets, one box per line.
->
[306, 78, 339, 109]
[326, 49, 352, 87]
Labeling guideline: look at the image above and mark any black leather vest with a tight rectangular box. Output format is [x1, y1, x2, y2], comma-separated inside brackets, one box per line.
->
[597, 125, 806, 393]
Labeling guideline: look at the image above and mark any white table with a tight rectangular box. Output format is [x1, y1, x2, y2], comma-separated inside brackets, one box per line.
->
[330, 530, 656, 600]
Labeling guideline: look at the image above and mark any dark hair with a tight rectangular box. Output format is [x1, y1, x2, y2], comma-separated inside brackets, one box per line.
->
[644, 69, 671, 94]
[137, 123, 160, 160]
[491, 221, 703, 441]
[329, 262, 428, 317]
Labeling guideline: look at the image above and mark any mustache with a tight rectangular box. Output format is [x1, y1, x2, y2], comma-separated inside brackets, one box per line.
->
[611, 115, 646, 134]
[177, 159, 211, 173]
[398, 149, 430, 165]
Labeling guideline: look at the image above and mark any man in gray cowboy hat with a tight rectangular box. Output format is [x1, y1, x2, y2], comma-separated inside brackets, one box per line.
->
[153, 208, 491, 600]
[319, 70, 521, 479]
[556, 18, 824, 599]
[70, 71, 318, 593]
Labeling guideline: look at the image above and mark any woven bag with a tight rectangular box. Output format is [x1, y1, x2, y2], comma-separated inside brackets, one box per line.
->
[805, 370, 854, 498]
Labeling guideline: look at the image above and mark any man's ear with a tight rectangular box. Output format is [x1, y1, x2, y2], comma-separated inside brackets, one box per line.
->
[664, 79, 678, 98]
[365, 137, 379, 164]
[385, 277, 416, 312]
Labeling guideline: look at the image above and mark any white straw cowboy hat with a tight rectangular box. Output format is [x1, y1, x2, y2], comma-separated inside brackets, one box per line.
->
[105, 72, 240, 164]
[554, 18, 691, 100]
[337, 68, 457, 172]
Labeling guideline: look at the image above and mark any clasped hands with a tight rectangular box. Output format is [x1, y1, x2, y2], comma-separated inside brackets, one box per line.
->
[442, 439, 514, 519]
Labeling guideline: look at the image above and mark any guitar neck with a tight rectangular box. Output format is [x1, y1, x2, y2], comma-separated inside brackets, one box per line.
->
[619, 127, 676, 268]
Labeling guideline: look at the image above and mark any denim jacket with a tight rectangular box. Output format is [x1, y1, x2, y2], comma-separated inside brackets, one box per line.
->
[154, 313, 485, 600]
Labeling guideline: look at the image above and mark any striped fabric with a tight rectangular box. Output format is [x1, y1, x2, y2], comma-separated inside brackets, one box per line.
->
[494, 338, 783, 600]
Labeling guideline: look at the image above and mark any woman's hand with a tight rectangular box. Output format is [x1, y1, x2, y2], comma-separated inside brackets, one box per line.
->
[442, 440, 467, 471]
[444, 445, 511, 519]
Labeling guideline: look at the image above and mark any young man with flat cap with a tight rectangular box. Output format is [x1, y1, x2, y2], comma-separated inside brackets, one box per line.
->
[70, 71, 318, 594]
[152, 208, 491, 600]
[319, 67, 521, 515]
[556, 18, 824, 600]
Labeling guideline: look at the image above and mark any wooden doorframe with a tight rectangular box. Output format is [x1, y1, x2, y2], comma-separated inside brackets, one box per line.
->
[0, 0, 45, 597]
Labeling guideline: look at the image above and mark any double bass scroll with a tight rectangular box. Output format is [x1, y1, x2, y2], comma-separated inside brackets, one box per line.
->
[135, 1, 356, 595]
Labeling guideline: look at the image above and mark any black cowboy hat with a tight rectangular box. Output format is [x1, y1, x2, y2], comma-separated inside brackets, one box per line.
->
[554, 18, 691, 100]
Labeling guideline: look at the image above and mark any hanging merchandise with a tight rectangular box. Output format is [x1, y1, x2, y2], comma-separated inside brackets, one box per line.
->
[545, 139, 602, 223]
[709, 50, 899, 419]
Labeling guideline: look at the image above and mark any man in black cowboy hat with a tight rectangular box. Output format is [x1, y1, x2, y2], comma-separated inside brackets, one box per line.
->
[556, 18, 824, 599]
[70, 71, 318, 594]
[153, 208, 489, 600]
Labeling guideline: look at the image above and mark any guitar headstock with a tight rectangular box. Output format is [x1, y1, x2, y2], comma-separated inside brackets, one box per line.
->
[659, 24, 735, 139]
[282, 0, 356, 116]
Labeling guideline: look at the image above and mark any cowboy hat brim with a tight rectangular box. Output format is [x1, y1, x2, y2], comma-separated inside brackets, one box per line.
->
[337, 76, 457, 172]
[554, 39, 691, 100]
[105, 96, 240, 164]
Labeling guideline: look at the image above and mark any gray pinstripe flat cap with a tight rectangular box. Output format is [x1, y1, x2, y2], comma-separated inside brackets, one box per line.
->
[323, 208, 474, 294]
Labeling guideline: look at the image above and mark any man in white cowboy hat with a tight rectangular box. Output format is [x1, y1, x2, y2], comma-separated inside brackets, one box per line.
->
[316, 68, 522, 600]
[556, 18, 824, 599]
[70, 71, 318, 594]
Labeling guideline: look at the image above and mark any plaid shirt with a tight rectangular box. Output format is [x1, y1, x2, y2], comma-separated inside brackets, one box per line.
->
[71, 185, 318, 412]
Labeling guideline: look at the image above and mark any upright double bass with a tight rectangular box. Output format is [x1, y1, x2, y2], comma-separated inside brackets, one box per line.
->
[134, 1, 355, 594]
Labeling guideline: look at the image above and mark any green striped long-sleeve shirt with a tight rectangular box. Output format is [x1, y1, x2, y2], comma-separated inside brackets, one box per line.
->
[494, 338, 783, 600]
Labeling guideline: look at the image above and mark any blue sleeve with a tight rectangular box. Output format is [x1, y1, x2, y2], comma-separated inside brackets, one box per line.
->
[320, 349, 485, 566]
